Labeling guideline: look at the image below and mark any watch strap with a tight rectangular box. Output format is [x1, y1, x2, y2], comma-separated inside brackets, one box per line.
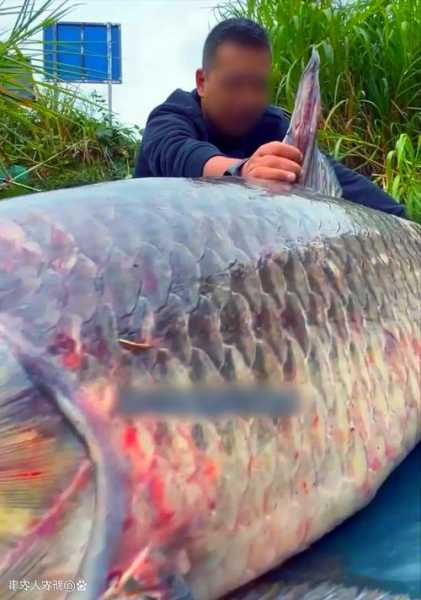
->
[224, 158, 249, 177]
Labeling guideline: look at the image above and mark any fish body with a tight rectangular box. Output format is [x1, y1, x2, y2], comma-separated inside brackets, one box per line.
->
[0, 176, 420, 600]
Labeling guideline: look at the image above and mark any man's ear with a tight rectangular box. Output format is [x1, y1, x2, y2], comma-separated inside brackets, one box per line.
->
[196, 68, 206, 97]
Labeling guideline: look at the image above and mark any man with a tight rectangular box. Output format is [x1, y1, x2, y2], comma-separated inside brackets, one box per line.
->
[134, 18, 405, 217]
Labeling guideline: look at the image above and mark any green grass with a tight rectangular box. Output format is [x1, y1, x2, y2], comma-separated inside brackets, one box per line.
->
[218, 0, 421, 222]
[0, 0, 140, 199]
[384, 133, 421, 220]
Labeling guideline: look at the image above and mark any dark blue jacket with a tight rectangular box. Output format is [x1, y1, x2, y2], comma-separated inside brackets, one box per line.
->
[134, 89, 405, 217]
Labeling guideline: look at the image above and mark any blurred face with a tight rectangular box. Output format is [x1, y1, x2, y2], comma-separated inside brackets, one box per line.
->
[196, 42, 272, 138]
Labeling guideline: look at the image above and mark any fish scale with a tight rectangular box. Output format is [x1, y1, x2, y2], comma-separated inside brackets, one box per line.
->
[0, 177, 420, 600]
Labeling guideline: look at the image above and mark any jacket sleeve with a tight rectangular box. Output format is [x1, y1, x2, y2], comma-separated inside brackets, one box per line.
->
[326, 155, 406, 218]
[134, 107, 222, 177]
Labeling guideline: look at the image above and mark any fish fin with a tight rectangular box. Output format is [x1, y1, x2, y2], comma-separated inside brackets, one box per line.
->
[0, 348, 95, 597]
[283, 46, 342, 197]
[116, 382, 302, 419]
[283, 46, 321, 159]
[1, 338, 129, 600]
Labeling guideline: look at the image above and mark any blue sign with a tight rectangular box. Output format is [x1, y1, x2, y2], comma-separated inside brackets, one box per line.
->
[43, 22, 122, 83]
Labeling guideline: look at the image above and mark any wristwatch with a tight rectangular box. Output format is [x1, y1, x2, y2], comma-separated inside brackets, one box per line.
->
[224, 158, 249, 177]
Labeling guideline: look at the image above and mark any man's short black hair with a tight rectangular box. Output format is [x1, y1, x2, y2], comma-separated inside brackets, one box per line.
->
[202, 18, 271, 70]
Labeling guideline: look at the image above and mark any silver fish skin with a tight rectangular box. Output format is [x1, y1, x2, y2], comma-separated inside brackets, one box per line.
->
[0, 177, 420, 600]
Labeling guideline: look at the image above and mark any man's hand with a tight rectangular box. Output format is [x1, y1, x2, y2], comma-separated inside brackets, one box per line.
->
[202, 141, 302, 180]
[241, 141, 303, 182]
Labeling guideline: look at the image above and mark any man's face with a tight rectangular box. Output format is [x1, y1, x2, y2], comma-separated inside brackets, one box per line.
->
[196, 42, 272, 137]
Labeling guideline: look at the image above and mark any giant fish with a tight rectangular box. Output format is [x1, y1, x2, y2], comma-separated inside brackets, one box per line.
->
[0, 49, 420, 600]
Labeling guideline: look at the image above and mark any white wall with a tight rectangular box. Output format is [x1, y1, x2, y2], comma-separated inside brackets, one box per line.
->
[1, 0, 220, 127]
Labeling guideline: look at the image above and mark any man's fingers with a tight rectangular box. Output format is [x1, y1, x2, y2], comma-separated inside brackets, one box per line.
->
[247, 166, 297, 182]
[259, 154, 302, 176]
[257, 141, 303, 164]
[243, 141, 304, 181]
